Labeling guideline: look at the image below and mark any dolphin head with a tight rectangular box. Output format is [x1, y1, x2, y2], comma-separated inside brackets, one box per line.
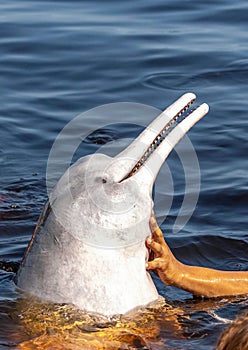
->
[51, 92, 209, 249]
[16, 93, 209, 315]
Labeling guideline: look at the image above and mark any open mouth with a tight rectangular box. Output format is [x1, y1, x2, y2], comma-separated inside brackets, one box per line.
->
[118, 93, 208, 183]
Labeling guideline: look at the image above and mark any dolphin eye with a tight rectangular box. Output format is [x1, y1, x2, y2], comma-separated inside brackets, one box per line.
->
[95, 176, 107, 184]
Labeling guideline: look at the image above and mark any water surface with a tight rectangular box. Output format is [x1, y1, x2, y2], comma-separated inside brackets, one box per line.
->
[0, 0, 247, 349]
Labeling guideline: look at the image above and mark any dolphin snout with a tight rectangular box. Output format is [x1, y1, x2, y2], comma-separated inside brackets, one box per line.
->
[108, 93, 209, 191]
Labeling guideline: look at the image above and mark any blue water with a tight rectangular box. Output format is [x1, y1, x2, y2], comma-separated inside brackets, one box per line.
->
[0, 0, 247, 349]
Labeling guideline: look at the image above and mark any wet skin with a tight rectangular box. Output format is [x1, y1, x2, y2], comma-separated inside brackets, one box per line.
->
[146, 213, 248, 298]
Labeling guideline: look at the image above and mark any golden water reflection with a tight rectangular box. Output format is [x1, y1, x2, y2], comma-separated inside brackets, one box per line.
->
[13, 296, 187, 349]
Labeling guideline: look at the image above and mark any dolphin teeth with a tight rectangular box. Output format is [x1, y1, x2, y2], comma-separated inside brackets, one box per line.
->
[121, 99, 196, 180]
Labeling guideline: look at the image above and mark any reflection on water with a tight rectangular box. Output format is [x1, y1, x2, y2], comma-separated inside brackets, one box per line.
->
[2, 294, 247, 350]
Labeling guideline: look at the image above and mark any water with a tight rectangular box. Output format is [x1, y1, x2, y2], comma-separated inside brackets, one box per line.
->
[0, 0, 247, 348]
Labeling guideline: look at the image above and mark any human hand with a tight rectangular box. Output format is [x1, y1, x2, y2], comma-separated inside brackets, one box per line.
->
[146, 212, 181, 286]
[146, 213, 248, 297]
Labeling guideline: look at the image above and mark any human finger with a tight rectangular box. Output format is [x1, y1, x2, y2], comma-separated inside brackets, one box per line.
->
[146, 237, 163, 257]
[149, 212, 165, 243]
[149, 211, 158, 232]
[146, 258, 163, 271]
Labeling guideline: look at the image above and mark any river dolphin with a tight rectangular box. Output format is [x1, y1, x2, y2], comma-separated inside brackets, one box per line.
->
[16, 93, 209, 316]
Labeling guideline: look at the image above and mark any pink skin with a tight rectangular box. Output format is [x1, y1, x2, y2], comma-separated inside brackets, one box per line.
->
[146, 213, 248, 298]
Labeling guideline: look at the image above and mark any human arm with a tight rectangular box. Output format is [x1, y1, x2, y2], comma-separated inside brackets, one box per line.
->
[146, 213, 248, 298]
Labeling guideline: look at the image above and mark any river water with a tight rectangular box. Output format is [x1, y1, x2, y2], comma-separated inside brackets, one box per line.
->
[0, 1, 247, 349]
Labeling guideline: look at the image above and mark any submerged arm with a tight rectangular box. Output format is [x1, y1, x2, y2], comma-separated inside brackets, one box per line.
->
[146, 214, 248, 298]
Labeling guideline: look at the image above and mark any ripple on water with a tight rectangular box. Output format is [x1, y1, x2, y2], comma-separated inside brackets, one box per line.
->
[142, 63, 248, 93]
